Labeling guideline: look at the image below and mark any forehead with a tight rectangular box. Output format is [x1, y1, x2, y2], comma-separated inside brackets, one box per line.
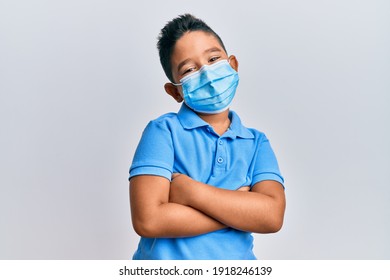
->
[171, 31, 225, 65]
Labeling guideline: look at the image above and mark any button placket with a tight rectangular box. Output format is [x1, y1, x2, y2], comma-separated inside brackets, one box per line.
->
[215, 137, 227, 169]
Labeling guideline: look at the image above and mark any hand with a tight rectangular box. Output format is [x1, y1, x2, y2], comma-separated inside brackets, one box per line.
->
[169, 173, 193, 206]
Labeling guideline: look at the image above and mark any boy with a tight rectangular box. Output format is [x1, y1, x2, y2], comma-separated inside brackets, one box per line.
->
[129, 14, 285, 260]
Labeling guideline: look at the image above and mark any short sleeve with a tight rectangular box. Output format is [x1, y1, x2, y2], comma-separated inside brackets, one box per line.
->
[129, 119, 174, 181]
[251, 134, 284, 188]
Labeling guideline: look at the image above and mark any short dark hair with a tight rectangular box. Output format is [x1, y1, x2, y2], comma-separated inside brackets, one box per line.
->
[157, 14, 227, 82]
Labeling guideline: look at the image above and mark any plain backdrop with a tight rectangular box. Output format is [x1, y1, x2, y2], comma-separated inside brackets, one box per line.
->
[1, 0, 389, 259]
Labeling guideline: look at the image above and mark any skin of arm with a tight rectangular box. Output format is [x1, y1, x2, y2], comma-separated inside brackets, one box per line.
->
[169, 173, 286, 233]
[130, 175, 227, 238]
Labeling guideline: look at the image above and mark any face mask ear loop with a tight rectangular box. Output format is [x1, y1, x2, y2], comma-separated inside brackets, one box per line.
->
[172, 82, 182, 87]
[228, 56, 233, 66]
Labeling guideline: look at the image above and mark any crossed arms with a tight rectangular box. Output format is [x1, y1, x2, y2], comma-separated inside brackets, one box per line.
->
[130, 173, 286, 238]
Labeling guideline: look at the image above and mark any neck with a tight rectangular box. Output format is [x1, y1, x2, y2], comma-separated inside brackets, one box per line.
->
[197, 109, 231, 135]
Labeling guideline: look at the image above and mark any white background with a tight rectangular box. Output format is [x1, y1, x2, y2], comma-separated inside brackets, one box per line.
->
[1, 0, 389, 259]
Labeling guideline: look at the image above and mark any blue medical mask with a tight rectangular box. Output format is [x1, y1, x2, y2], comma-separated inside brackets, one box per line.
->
[173, 59, 239, 114]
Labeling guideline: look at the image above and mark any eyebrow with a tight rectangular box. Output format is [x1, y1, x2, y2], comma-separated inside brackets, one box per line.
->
[176, 46, 223, 73]
[204, 47, 222, 54]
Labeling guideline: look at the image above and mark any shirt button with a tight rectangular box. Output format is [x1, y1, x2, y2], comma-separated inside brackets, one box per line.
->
[217, 157, 224, 163]
[218, 140, 223, 145]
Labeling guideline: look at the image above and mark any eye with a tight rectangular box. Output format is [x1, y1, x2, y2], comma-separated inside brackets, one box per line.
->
[209, 56, 221, 63]
[182, 66, 196, 76]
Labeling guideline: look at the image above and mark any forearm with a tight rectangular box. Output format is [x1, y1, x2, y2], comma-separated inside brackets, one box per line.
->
[134, 202, 226, 238]
[171, 176, 285, 233]
[192, 184, 281, 232]
[130, 176, 226, 238]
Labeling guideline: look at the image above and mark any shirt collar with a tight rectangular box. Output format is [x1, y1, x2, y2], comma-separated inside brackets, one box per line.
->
[228, 110, 255, 139]
[178, 103, 254, 139]
[178, 103, 210, 129]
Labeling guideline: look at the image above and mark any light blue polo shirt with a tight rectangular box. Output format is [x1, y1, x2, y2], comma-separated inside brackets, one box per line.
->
[129, 104, 284, 260]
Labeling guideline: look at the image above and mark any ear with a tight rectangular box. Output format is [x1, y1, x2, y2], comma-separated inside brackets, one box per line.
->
[164, 83, 183, 103]
[228, 55, 239, 72]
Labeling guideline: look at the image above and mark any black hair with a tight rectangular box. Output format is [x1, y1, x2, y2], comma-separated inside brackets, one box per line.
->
[157, 14, 227, 82]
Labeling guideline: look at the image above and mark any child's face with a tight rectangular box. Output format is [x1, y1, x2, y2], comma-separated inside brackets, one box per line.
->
[165, 30, 238, 103]
[170, 31, 229, 84]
